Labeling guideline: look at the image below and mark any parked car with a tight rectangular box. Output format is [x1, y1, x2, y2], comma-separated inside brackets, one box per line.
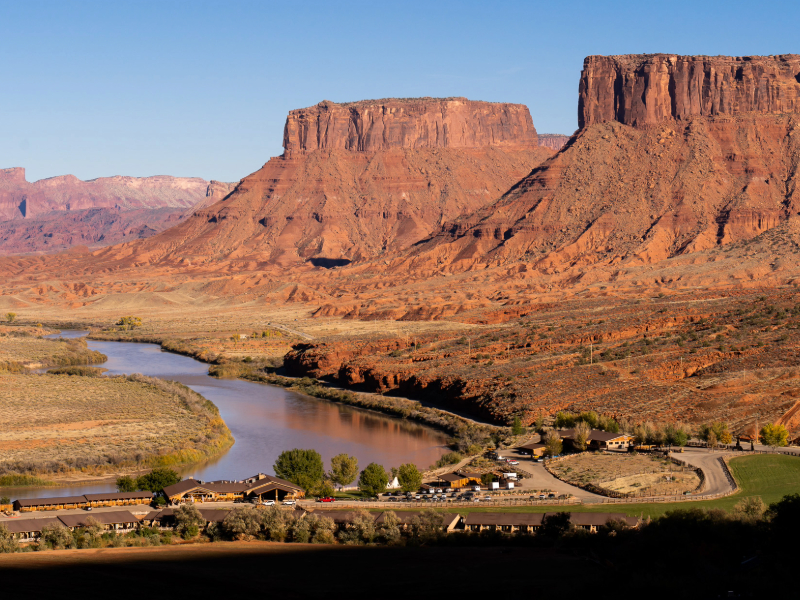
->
[435, 488, 443, 493]
[508, 460, 520, 465]
[84, 506, 93, 511]
[472, 497, 481, 502]
[472, 485, 481, 492]
[483, 495, 492, 501]
[445, 488, 453, 493]
[548, 493, 556, 499]
[415, 494, 421, 500]
[539, 493, 547, 499]
[317, 496, 336, 503]
[282, 500, 296, 506]
[262, 500, 275, 506]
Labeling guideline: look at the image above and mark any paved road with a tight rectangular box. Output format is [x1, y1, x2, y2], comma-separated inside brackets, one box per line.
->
[265, 322, 313, 340]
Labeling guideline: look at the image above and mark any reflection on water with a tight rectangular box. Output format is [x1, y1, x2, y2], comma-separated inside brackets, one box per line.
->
[4, 332, 448, 498]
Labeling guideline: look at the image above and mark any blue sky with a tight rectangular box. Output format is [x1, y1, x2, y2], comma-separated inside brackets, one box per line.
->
[1, 0, 796, 182]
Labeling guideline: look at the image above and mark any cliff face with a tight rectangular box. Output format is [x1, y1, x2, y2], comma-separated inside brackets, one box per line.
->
[579, 54, 800, 128]
[78, 97, 551, 269]
[283, 97, 538, 155]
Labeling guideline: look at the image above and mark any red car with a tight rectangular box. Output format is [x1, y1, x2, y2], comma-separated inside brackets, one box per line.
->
[317, 496, 336, 503]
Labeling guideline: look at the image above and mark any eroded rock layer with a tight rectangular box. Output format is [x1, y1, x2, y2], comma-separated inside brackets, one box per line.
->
[283, 97, 538, 155]
[80, 98, 552, 268]
[579, 54, 800, 128]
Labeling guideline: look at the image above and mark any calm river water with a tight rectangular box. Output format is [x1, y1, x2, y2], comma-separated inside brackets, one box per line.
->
[4, 331, 448, 499]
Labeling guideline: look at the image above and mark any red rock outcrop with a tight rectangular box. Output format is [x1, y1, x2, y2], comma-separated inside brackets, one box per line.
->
[283, 97, 538, 155]
[75, 98, 552, 269]
[579, 54, 800, 128]
[538, 134, 570, 151]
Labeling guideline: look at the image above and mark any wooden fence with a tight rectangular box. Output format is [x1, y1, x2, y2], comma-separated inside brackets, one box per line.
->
[300, 497, 582, 510]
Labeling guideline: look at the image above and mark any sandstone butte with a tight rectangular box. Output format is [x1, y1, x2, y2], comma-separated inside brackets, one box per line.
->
[0, 168, 234, 254]
[24, 97, 552, 272]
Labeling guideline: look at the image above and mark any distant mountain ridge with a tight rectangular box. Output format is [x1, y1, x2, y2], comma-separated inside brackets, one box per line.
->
[0, 168, 234, 254]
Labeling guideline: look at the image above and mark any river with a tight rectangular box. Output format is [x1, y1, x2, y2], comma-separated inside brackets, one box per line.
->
[4, 331, 448, 499]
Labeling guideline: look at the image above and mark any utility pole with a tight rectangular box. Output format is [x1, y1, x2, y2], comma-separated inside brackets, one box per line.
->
[590, 342, 593, 365]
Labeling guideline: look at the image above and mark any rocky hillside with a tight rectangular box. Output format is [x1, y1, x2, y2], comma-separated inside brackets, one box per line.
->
[0, 169, 232, 254]
[538, 134, 570, 151]
[388, 55, 800, 281]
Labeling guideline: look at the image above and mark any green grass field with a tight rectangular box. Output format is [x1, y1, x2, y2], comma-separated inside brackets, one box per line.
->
[372, 455, 800, 520]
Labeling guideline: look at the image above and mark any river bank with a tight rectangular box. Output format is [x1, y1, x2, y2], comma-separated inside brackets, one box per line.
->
[88, 330, 507, 445]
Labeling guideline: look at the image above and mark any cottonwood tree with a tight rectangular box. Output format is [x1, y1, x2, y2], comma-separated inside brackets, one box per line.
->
[760, 423, 789, 450]
[511, 416, 525, 436]
[5, 312, 16, 323]
[329, 453, 359, 488]
[174, 504, 205, 539]
[274, 449, 325, 492]
[573, 421, 592, 452]
[261, 505, 289, 541]
[115, 475, 137, 492]
[358, 463, 389, 497]
[115, 316, 142, 330]
[543, 430, 563, 457]
[136, 468, 180, 492]
[397, 463, 422, 492]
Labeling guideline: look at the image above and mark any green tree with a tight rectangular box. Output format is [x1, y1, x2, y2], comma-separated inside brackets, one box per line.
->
[223, 505, 263, 540]
[274, 449, 325, 492]
[174, 504, 205, 539]
[511, 415, 525, 436]
[579, 411, 599, 428]
[116, 475, 137, 492]
[115, 315, 142, 330]
[358, 462, 389, 497]
[5, 312, 16, 323]
[329, 453, 359, 488]
[0, 523, 18, 553]
[543, 430, 563, 457]
[481, 472, 495, 486]
[760, 423, 789, 449]
[0, 496, 10, 505]
[397, 463, 422, 493]
[553, 411, 576, 428]
[136, 468, 180, 492]
[539, 511, 573, 538]
[573, 421, 591, 452]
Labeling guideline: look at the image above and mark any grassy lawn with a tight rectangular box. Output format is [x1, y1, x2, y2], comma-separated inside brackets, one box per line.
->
[373, 455, 800, 520]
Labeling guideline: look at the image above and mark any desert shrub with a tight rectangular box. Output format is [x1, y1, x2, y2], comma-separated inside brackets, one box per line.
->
[40, 523, 74, 550]
[0, 523, 18, 553]
[174, 504, 205, 539]
[337, 510, 376, 545]
[433, 452, 462, 469]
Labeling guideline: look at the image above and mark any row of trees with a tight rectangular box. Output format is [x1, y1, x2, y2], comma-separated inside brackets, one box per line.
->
[273, 449, 423, 497]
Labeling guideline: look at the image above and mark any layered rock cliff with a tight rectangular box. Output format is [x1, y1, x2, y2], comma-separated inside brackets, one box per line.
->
[579, 54, 800, 128]
[79, 97, 552, 269]
[283, 97, 538, 155]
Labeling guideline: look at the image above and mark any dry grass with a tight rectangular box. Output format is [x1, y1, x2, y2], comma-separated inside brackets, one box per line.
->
[0, 373, 232, 478]
[549, 452, 701, 497]
[0, 328, 105, 371]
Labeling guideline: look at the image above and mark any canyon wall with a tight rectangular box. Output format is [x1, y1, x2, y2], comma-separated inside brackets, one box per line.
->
[579, 54, 800, 128]
[283, 97, 538, 155]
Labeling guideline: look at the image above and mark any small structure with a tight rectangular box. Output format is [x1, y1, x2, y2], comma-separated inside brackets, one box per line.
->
[557, 429, 634, 451]
[162, 475, 304, 505]
[13, 492, 153, 513]
[516, 442, 547, 458]
[1, 517, 63, 541]
[462, 511, 639, 534]
[57, 510, 139, 533]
